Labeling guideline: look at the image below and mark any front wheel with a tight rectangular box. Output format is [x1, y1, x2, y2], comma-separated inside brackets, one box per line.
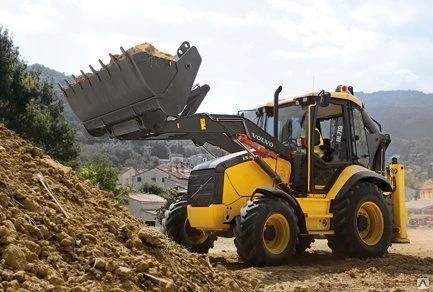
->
[162, 201, 217, 254]
[328, 182, 392, 258]
[234, 197, 299, 266]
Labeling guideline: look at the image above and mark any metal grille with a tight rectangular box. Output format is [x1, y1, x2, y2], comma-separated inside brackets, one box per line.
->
[187, 169, 215, 207]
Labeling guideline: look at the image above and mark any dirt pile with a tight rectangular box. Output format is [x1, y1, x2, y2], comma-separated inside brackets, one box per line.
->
[0, 124, 252, 291]
[116, 42, 175, 62]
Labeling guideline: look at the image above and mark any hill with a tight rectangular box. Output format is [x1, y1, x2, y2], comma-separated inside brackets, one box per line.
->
[357, 90, 433, 179]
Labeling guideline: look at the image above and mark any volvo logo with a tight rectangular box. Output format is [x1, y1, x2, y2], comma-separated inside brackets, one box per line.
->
[251, 132, 274, 148]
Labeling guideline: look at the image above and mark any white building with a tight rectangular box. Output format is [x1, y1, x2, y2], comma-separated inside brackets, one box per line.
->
[132, 165, 188, 191]
[117, 167, 137, 188]
[127, 193, 167, 226]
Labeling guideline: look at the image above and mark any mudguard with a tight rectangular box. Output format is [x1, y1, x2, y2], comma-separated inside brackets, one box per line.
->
[252, 187, 307, 233]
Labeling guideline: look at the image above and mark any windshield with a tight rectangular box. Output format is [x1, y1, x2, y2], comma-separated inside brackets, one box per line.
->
[265, 103, 308, 145]
[239, 103, 308, 146]
[238, 109, 264, 128]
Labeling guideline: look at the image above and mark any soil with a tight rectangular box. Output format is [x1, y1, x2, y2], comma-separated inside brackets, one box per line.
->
[209, 228, 433, 291]
[0, 124, 252, 292]
[117, 42, 175, 62]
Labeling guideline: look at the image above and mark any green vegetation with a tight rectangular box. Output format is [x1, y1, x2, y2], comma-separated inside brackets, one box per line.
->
[137, 182, 166, 195]
[405, 169, 423, 190]
[79, 160, 129, 204]
[79, 162, 119, 191]
[0, 27, 79, 166]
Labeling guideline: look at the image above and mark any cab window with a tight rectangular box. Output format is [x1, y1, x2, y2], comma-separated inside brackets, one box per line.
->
[315, 103, 348, 162]
[351, 108, 369, 167]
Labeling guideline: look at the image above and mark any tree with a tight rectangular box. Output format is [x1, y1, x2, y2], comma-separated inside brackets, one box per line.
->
[0, 27, 79, 165]
[79, 162, 119, 192]
[137, 182, 166, 195]
[405, 169, 423, 190]
[150, 142, 170, 159]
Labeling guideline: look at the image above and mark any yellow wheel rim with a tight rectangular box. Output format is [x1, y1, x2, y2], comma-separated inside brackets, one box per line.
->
[357, 201, 384, 246]
[184, 220, 208, 244]
[262, 213, 290, 254]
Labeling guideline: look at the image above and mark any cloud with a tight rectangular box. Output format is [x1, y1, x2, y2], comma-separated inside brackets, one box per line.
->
[265, 0, 433, 92]
[0, 0, 59, 33]
[396, 69, 418, 83]
[81, 0, 261, 27]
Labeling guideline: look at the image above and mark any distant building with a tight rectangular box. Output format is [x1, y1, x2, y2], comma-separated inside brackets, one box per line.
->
[420, 183, 433, 199]
[117, 167, 137, 188]
[126, 193, 166, 227]
[406, 199, 433, 215]
[132, 165, 188, 191]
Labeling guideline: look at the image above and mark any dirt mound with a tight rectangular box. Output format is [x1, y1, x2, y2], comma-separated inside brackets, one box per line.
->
[76, 42, 174, 83]
[0, 124, 252, 291]
[118, 42, 175, 62]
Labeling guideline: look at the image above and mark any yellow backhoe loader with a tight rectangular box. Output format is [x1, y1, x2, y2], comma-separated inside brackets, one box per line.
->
[61, 41, 410, 266]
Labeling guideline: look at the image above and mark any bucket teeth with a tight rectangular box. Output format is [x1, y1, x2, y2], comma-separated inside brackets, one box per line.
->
[64, 79, 75, 93]
[80, 70, 91, 85]
[98, 59, 110, 76]
[109, 53, 121, 71]
[57, 84, 67, 97]
[71, 75, 82, 89]
[89, 65, 101, 81]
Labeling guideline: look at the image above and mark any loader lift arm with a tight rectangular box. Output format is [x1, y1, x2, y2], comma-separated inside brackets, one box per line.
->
[119, 112, 292, 161]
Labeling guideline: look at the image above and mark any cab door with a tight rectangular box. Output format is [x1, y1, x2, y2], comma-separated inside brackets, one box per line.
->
[309, 100, 352, 192]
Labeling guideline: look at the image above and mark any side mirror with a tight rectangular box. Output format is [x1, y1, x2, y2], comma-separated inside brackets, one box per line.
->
[318, 91, 331, 107]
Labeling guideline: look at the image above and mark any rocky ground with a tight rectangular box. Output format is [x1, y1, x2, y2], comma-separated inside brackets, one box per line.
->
[0, 124, 252, 292]
[209, 228, 433, 291]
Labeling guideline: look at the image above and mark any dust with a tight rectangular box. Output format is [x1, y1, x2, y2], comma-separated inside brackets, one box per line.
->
[0, 124, 252, 291]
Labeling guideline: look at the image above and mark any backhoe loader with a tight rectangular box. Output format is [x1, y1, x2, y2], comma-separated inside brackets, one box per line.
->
[61, 41, 410, 266]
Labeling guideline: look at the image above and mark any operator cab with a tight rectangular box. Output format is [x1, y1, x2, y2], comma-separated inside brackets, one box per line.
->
[238, 85, 390, 194]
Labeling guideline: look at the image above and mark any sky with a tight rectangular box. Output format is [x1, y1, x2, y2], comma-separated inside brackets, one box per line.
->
[1, 0, 433, 114]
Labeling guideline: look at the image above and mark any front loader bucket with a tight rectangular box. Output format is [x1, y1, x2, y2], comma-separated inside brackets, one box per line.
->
[61, 41, 202, 137]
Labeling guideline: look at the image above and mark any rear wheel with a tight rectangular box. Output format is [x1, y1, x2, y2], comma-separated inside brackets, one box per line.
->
[162, 201, 217, 254]
[328, 182, 392, 258]
[234, 197, 299, 266]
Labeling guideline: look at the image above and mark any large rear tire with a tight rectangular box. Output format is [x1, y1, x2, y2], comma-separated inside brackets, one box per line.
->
[234, 197, 299, 266]
[162, 201, 217, 254]
[328, 182, 392, 258]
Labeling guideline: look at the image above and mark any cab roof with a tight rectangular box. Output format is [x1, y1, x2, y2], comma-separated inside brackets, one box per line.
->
[263, 91, 362, 108]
